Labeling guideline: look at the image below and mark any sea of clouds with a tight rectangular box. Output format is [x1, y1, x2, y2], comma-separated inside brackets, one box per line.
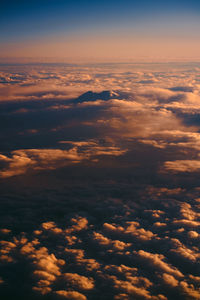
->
[0, 62, 200, 299]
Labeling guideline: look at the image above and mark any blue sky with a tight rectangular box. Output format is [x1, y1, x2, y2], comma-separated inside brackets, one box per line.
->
[1, 0, 200, 40]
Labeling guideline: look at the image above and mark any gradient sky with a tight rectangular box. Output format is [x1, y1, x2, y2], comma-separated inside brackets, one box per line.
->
[1, 4, 200, 297]
[1, 0, 200, 62]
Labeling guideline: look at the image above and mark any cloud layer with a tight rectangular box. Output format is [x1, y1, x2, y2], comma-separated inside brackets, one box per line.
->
[1, 62, 200, 299]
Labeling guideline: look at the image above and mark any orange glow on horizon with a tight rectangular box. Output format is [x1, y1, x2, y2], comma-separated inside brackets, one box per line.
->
[1, 33, 200, 63]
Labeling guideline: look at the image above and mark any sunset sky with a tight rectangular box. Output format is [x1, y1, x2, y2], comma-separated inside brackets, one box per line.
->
[1, 0, 200, 62]
[1, 1, 200, 300]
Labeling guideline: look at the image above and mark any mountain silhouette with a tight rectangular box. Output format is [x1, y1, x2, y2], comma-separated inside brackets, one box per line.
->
[75, 90, 121, 103]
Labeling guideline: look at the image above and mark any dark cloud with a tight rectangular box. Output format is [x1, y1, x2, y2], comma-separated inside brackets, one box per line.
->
[169, 87, 194, 93]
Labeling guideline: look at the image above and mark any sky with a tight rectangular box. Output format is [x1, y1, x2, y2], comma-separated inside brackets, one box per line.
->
[1, 1, 200, 299]
[1, 0, 200, 62]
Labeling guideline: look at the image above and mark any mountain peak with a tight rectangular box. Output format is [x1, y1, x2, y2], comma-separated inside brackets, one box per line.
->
[75, 90, 119, 103]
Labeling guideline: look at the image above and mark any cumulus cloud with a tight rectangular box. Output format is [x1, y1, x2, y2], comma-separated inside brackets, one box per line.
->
[161, 273, 179, 288]
[62, 273, 95, 290]
[0, 141, 127, 178]
[0, 148, 84, 178]
[0, 200, 200, 299]
[55, 290, 87, 299]
[163, 160, 200, 173]
[135, 250, 183, 278]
